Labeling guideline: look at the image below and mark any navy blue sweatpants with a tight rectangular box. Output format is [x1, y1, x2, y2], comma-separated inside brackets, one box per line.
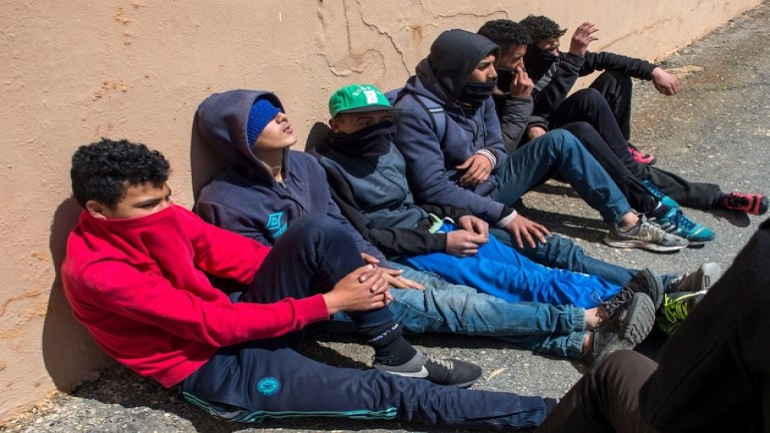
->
[180, 216, 550, 430]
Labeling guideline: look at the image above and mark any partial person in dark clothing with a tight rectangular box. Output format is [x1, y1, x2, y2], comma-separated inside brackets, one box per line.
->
[477, 18, 716, 245]
[518, 15, 768, 217]
[538, 216, 770, 432]
[519, 15, 676, 165]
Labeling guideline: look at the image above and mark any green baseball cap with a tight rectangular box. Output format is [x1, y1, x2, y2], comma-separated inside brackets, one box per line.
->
[328, 84, 392, 118]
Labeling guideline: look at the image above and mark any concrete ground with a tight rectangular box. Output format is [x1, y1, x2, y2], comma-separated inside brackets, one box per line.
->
[3, 1, 770, 432]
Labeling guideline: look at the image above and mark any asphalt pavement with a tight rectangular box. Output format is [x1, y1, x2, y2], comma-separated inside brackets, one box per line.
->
[3, 1, 770, 432]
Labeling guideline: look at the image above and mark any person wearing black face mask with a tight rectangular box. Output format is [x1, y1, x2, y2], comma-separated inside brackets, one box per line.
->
[391, 28, 690, 270]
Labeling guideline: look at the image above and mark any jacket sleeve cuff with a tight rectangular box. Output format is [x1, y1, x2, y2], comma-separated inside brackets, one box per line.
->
[496, 207, 517, 228]
[298, 294, 334, 323]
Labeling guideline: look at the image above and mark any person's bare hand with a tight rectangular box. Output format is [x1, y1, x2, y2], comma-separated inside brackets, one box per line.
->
[569, 22, 599, 57]
[651, 67, 680, 95]
[504, 214, 550, 248]
[360, 252, 380, 266]
[458, 215, 489, 237]
[509, 66, 534, 98]
[457, 154, 493, 187]
[323, 264, 390, 314]
[527, 126, 547, 141]
[382, 268, 426, 290]
[446, 229, 488, 257]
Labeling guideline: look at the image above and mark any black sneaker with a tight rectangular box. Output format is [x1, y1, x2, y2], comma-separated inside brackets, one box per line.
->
[588, 292, 656, 365]
[374, 352, 483, 388]
[604, 268, 665, 312]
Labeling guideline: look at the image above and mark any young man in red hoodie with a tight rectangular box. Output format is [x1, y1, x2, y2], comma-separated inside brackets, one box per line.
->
[62, 138, 570, 429]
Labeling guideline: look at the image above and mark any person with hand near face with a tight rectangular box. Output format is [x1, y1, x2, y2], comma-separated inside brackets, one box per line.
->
[478, 18, 719, 247]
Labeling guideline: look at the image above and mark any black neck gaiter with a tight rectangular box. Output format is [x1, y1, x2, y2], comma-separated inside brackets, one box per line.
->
[328, 120, 395, 158]
[459, 80, 497, 107]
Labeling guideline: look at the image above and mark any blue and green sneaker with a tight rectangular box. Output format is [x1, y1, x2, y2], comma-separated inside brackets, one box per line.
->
[649, 207, 715, 245]
[642, 180, 680, 209]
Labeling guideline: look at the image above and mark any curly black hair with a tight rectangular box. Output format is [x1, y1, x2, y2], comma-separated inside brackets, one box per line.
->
[477, 19, 533, 54]
[519, 15, 567, 43]
[70, 138, 170, 208]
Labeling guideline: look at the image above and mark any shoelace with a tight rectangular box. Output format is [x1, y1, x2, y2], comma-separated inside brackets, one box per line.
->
[601, 287, 633, 317]
[659, 292, 703, 334]
[640, 219, 672, 239]
[668, 209, 697, 231]
[724, 193, 750, 208]
[424, 354, 453, 370]
[642, 180, 665, 200]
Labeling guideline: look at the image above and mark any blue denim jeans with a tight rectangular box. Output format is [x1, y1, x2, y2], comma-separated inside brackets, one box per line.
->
[404, 223, 620, 308]
[490, 228, 639, 287]
[333, 262, 587, 359]
[494, 129, 632, 226]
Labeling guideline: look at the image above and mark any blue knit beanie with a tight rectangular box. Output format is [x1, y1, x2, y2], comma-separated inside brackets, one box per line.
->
[246, 98, 281, 146]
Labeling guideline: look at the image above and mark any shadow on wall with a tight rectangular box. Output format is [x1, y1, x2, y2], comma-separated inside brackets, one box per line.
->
[43, 198, 113, 392]
[191, 116, 226, 202]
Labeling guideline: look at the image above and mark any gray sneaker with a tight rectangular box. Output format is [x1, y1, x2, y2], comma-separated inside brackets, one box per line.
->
[604, 216, 689, 252]
[374, 352, 483, 388]
[668, 262, 721, 293]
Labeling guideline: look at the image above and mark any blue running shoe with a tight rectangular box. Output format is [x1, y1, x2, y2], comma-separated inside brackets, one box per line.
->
[642, 180, 680, 209]
[649, 207, 716, 244]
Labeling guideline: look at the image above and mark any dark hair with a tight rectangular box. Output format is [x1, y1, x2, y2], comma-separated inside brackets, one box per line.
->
[519, 15, 567, 43]
[477, 19, 533, 55]
[70, 138, 170, 208]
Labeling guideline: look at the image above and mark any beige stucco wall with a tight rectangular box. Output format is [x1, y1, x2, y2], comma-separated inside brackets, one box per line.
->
[0, 0, 759, 421]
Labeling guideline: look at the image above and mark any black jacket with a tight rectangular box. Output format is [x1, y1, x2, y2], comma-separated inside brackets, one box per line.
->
[525, 46, 657, 116]
[640, 218, 770, 432]
[314, 133, 471, 258]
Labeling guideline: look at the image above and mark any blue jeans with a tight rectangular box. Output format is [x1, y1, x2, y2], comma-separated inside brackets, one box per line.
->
[494, 129, 632, 226]
[490, 228, 638, 287]
[333, 262, 587, 359]
[404, 223, 620, 308]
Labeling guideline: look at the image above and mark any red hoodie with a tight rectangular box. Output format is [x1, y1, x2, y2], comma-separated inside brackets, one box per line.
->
[62, 204, 330, 387]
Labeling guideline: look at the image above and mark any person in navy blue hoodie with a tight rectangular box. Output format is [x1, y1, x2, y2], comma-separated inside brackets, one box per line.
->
[192, 88, 655, 364]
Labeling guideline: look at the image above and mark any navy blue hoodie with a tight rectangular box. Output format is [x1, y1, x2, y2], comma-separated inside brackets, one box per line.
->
[391, 29, 513, 224]
[193, 89, 386, 262]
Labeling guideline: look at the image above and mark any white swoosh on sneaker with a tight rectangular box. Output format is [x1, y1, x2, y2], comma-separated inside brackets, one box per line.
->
[388, 366, 429, 378]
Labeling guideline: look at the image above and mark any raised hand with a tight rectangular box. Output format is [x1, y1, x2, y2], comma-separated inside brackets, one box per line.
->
[569, 22, 599, 57]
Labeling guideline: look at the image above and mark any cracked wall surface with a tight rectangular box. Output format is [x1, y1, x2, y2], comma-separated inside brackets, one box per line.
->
[0, 0, 759, 421]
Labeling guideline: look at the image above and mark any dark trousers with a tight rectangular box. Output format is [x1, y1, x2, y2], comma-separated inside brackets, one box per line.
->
[547, 83, 722, 210]
[535, 350, 659, 433]
[639, 217, 770, 432]
[589, 70, 634, 140]
[181, 215, 550, 430]
[539, 217, 770, 432]
[561, 121, 658, 214]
